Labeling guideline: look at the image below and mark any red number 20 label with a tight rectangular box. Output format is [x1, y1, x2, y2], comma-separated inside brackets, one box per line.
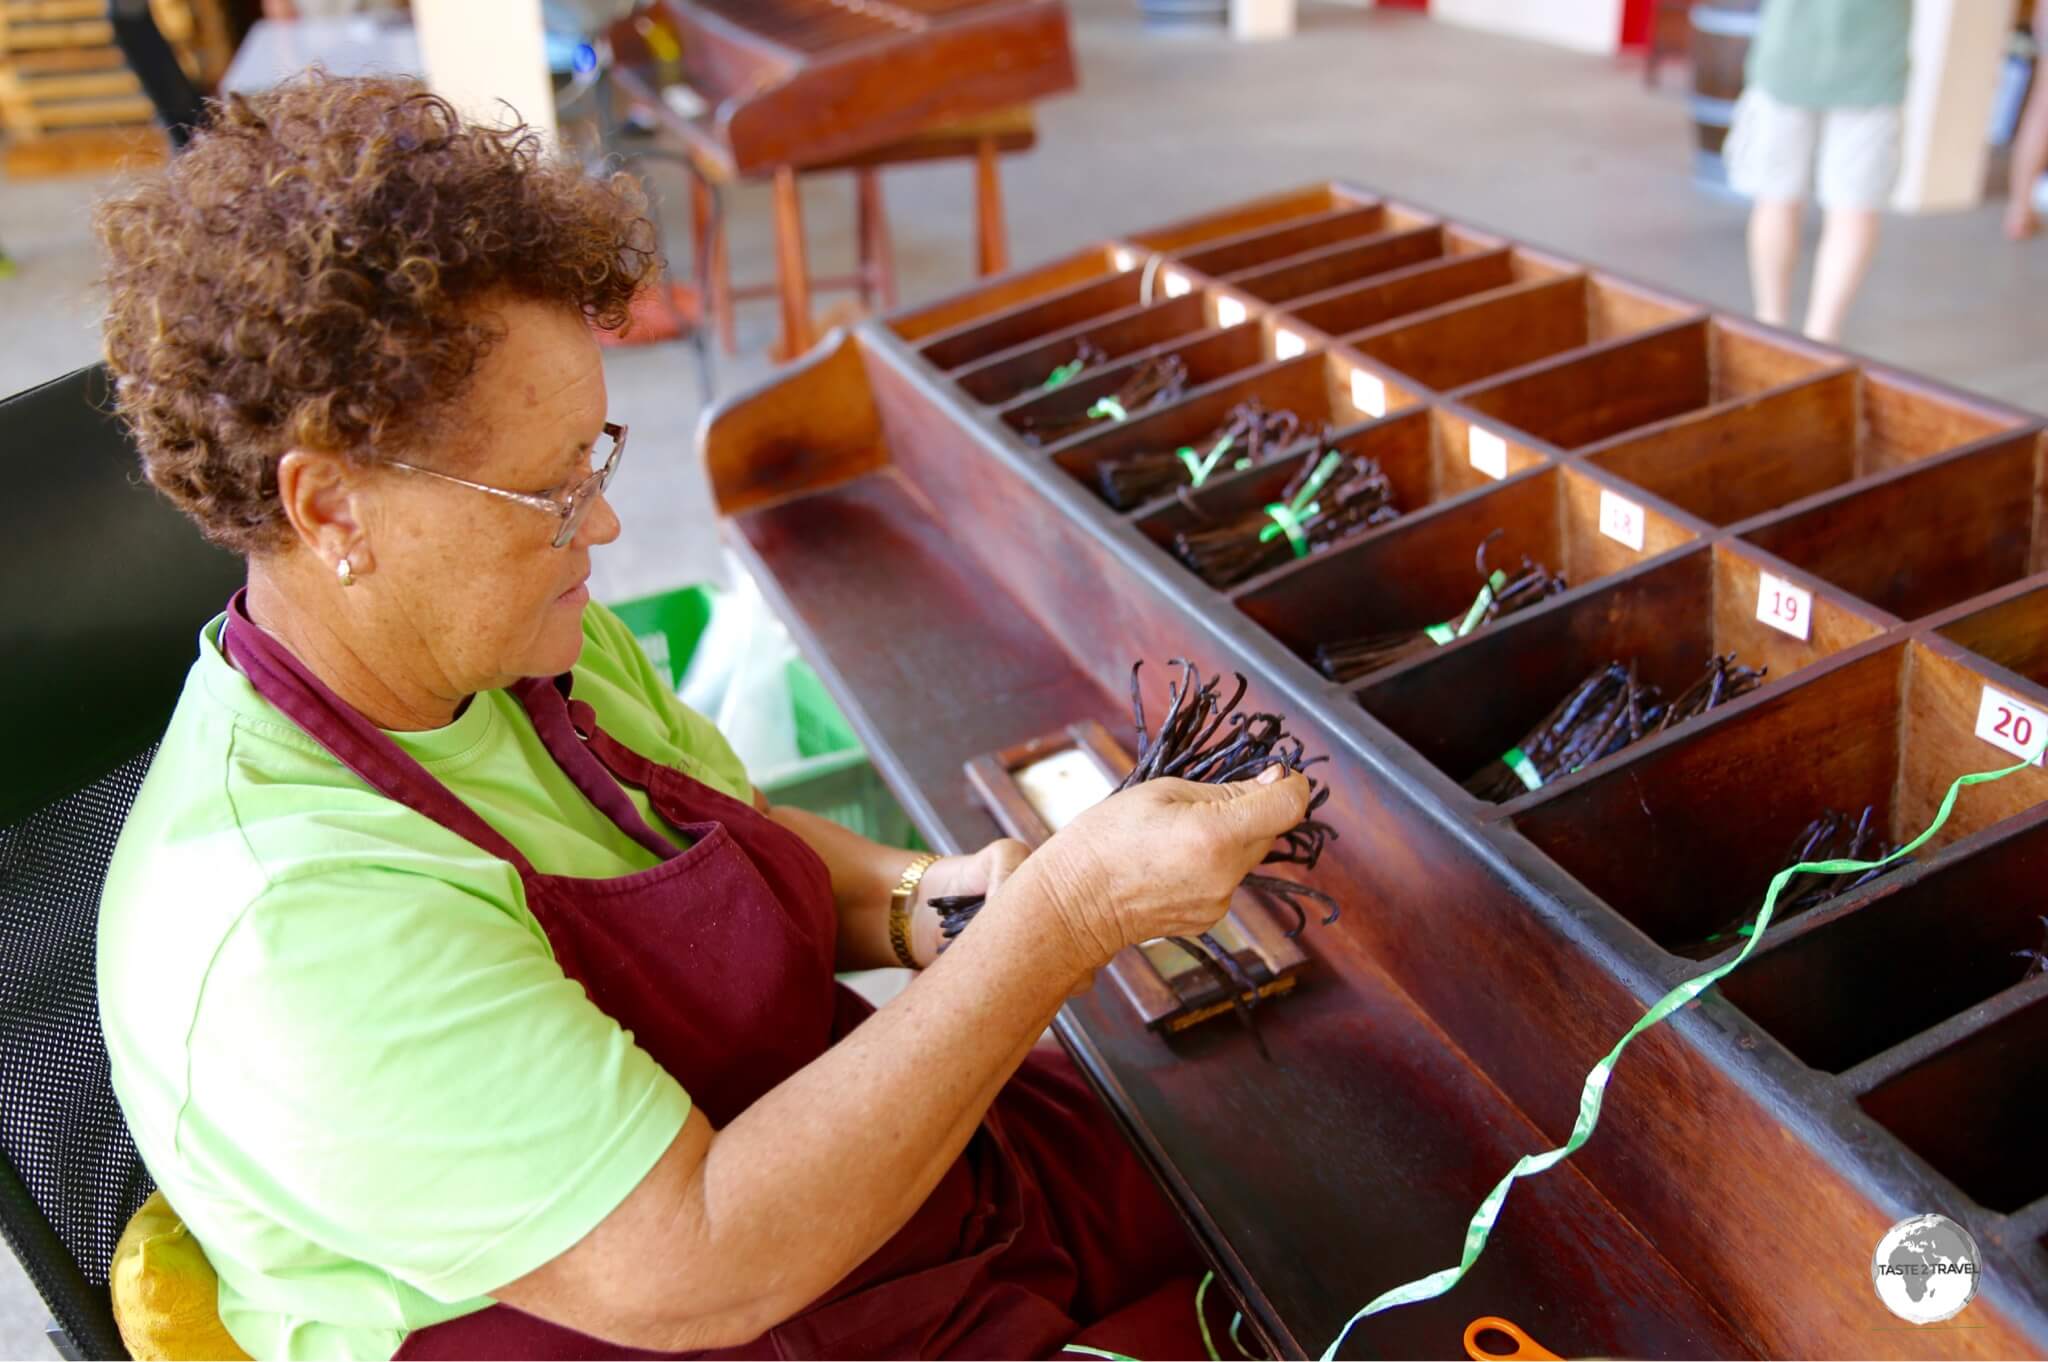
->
[1975, 686, 2048, 765]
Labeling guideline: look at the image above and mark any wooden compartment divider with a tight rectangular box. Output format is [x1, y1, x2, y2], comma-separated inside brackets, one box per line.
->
[1510, 638, 2048, 954]
[1739, 429, 2047, 622]
[1002, 320, 1289, 447]
[1342, 273, 1697, 394]
[1454, 316, 1834, 451]
[1237, 462, 1689, 684]
[1170, 202, 1433, 282]
[702, 181, 2048, 1357]
[888, 245, 1128, 343]
[1123, 184, 1375, 255]
[919, 267, 1158, 371]
[1046, 350, 1424, 509]
[1588, 367, 2034, 529]
[952, 290, 1220, 407]
[1219, 221, 1459, 303]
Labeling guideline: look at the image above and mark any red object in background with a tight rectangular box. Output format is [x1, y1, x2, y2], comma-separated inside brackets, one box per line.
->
[1377, 0, 1428, 9]
[1620, 0, 1655, 48]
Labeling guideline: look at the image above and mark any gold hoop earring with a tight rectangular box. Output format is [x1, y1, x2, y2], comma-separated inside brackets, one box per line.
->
[336, 557, 356, 588]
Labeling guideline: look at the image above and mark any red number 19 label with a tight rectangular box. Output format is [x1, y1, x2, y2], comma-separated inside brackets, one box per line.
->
[1755, 571, 1812, 641]
[1975, 686, 2048, 765]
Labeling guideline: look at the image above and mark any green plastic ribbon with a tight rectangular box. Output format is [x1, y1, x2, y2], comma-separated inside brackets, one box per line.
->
[1258, 451, 1345, 556]
[1458, 570, 1510, 637]
[1043, 357, 1086, 390]
[1063, 1348, 1137, 1362]
[1316, 747, 2046, 1361]
[1176, 434, 1236, 487]
[1499, 745, 1543, 792]
[1089, 396, 1129, 422]
[1426, 569, 1513, 646]
[1196, 1272, 1221, 1360]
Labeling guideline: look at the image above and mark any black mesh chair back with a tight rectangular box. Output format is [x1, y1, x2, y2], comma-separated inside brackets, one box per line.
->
[1, 364, 244, 1358]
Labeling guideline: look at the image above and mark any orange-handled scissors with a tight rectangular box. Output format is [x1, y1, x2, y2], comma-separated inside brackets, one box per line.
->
[1464, 1315, 1562, 1361]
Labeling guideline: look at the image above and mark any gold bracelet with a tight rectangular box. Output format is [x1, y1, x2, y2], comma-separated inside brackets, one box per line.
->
[888, 852, 941, 970]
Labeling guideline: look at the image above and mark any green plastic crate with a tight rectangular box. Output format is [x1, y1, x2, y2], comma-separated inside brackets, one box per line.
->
[607, 585, 713, 690]
[606, 585, 916, 844]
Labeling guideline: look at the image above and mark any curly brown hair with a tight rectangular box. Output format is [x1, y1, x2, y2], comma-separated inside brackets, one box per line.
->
[96, 71, 659, 555]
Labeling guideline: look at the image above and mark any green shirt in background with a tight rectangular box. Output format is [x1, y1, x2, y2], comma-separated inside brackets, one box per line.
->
[1747, 0, 1913, 109]
[99, 602, 752, 1360]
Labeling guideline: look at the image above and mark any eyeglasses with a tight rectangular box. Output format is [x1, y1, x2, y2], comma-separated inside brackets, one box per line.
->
[383, 422, 627, 549]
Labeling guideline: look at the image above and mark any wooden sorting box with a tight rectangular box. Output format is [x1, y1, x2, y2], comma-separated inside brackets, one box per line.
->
[701, 181, 2048, 1359]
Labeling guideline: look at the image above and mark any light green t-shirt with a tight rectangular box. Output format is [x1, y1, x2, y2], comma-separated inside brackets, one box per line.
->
[98, 602, 752, 1360]
[1747, 0, 1912, 110]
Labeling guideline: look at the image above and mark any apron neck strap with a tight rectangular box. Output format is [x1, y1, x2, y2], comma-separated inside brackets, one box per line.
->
[221, 590, 536, 873]
[511, 675, 688, 863]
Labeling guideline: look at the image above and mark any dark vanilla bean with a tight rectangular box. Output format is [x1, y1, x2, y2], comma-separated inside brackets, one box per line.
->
[933, 659, 1342, 1054]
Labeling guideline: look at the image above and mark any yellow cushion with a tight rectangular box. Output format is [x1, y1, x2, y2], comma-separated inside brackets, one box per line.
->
[109, 1192, 251, 1361]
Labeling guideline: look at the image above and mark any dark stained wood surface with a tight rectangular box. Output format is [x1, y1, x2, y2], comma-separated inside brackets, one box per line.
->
[726, 469, 1752, 1361]
[704, 179, 2048, 1357]
[613, 0, 1076, 177]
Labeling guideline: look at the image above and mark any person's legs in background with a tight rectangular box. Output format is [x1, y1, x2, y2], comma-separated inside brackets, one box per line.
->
[2007, 8, 2048, 240]
[1804, 207, 1880, 343]
[1747, 197, 1803, 329]
[1727, 89, 1819, 333]
[1805, 104, 1901, 343]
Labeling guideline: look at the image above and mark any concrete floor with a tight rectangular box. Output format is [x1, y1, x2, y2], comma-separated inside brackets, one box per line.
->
[4, 0, 2048, 1348]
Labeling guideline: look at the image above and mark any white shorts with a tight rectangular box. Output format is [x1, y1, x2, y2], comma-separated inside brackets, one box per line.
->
[1726, 88, 1902, 211]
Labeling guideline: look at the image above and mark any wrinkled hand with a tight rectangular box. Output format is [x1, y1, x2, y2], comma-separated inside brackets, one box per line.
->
[1016, 764, 1312, 975]
[911, 839, 1028, 965]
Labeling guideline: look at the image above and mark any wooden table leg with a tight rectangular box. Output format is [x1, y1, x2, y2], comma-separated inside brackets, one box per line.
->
[973, 136, 1008, 277]
[855, 167, 897, 312]
[689, 174, 739, 357]
[772, 165, 814, 357]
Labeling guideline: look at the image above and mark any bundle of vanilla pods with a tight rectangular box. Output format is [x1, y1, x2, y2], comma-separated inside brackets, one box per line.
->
[1097, 400, 1304, 511]
[1465, 653, 1766, 802]
[1313, 531, 1566, 682]
[1171, 445, 1400, 588]
[933, 660, 1341, 1053]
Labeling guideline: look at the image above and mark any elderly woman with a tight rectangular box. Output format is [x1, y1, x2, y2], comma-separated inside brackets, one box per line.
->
[93, 74, 1308, 1360]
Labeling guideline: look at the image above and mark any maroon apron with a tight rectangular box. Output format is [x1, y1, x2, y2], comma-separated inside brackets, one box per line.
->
[220, 593, 1221, 1360]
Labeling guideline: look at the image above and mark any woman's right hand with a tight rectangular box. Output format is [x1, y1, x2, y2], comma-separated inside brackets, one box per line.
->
[1015, 764, 1314, 973]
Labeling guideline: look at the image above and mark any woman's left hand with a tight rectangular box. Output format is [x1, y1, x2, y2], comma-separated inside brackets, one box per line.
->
[911, 839, 1029, 964]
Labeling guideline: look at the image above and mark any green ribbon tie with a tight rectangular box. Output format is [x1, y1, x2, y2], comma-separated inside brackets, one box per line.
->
[1258, 451, 1344, 556]
[1316, 744, 2047, 1361]
[1458, 570, 1510, 637]
[1500, 745, 1543, 792]
[1424, 622, 1457, 645]
[1176, 433, 1236, 487]
[1042, 357, 1085, 390]
[1088, 396, 1129, 422]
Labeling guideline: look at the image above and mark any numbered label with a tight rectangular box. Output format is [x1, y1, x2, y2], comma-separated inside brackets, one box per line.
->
[1163, 269, 1193, 299]
[1214, 294, 1246, 326]
[1976, 687, 2048, 764]
[1755, 571, 1813, 641]
[1349, 368, 1387, 419]
[1468, 426, 1509, 481]
[1274, 328, 1307, 360]
[1598, 489, 1646, 551]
